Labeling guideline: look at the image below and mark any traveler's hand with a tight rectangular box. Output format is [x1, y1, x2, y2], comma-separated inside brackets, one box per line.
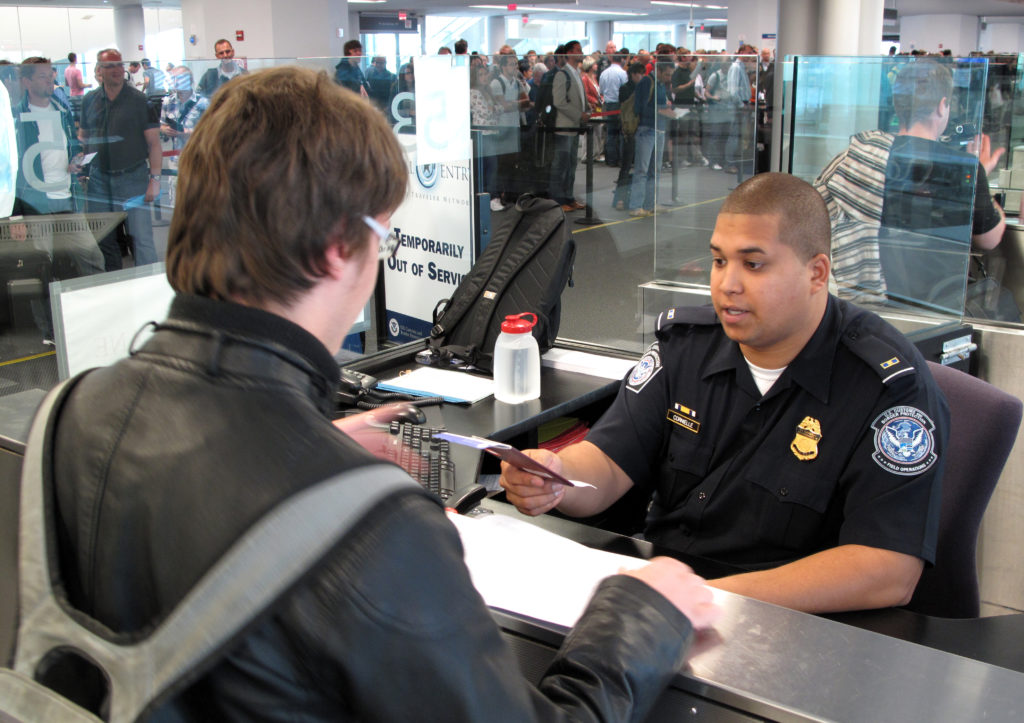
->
[10, 223, 28, 242]
[145, 177, 160, 203]
[500, 448, 565, 516]
[622, 557, 722, 629]
[968, 133, 1005, 175]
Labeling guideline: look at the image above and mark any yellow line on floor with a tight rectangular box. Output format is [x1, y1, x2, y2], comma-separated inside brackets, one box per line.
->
[571, 194, 729, 235]
[0, 350, 56, 367]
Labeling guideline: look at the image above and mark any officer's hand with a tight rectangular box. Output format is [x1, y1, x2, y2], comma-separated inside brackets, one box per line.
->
[969, 133, 1005, 175]
[621, 557, 722, 630]
[10, 223, 28, 242]
[499, 448, 565, 516]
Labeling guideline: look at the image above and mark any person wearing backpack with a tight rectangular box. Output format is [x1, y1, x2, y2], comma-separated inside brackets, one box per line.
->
[702, 56, 731, 171]
[628, 59, 676, 217]
[489, 52, 531, 209]
[547, 40, 588, 212]
[599, 50, 628, 166]
[24, 65, 719, 720]
[612, 61, 644, 211]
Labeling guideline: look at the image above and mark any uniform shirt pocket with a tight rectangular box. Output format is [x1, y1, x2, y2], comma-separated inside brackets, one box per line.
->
[654, 431, 715, 513]
[744, 444, 844, 554]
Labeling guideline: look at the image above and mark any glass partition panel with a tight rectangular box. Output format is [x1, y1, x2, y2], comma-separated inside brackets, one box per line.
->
[3, 48, 721, 401]
[980, 54, 1024, 323]
[651, 52, 760, 287]
[786, 55, 1004, 322]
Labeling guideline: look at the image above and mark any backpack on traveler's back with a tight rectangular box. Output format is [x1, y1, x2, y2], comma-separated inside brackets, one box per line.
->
[425, 195, 575, 373]
[0, 377, 415, 723]
[534, 67, 569, 128]
[619, 75, 655, 136]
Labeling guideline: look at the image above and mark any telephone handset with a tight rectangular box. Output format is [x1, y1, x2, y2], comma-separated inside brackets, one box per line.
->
[336, 368, 380, 407]
[340, 368, 379, 393]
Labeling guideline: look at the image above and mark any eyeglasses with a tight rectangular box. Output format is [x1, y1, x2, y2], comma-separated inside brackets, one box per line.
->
[98, 62, 125, 70]
[362, 215, 400, 260]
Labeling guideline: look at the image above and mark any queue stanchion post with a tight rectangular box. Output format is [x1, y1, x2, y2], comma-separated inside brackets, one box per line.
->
[575, 117, 604, 227]
[670, 118, 680, 204]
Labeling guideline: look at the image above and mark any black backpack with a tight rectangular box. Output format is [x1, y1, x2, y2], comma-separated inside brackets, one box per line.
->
[534, 68, 569, 128]
[426, 195, 575, 372]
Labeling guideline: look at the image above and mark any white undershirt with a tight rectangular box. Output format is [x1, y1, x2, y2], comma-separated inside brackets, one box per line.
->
[27, 101, 71, 200]
[745, 358, 786, 396]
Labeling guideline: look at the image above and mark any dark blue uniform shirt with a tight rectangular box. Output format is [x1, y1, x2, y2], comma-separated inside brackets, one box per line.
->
[587, 296, 948, 570]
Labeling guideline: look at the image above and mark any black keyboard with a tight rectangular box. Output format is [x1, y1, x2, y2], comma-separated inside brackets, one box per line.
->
[386, 422, 458, 502]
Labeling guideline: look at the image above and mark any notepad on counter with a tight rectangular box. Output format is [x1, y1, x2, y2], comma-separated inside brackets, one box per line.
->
[377, 367, 494, 404]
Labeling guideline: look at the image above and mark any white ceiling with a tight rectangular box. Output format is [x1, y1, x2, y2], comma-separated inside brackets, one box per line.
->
[1, 0, 1021, 26]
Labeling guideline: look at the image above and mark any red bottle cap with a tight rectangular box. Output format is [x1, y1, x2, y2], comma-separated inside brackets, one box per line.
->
[500, 312, 538, 333]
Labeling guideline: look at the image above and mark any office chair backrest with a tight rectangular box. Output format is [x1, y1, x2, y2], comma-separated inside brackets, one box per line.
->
[0, 446, 21, 665]
[904, 362, 1022, 618]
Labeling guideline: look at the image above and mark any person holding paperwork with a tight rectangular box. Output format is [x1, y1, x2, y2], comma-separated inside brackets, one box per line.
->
[502, 173, 949, 615]
[41, 67, 720, 719]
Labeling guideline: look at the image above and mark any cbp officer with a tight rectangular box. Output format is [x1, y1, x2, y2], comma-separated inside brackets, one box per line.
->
[501, 173, 949, 615]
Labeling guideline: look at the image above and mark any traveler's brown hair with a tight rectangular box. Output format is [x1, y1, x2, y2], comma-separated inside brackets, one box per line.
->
[720, 173, 831, 260]
[892, 59, 953, 130]
[19, 57, 50, 80]
[166, 66, 408, 306]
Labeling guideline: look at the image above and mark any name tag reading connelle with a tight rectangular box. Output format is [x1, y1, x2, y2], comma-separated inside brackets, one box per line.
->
[434, 432, 595, 489]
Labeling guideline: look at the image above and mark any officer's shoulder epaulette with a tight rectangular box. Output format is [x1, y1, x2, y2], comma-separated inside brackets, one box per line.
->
[655, 305, 718, 335]
[840, 317, 918, 385]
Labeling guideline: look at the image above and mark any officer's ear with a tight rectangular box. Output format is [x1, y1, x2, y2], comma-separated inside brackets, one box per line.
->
[807, 253, 830, 293]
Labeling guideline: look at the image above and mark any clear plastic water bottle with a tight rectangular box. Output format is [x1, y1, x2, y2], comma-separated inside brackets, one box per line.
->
[493, 312, 541, 404]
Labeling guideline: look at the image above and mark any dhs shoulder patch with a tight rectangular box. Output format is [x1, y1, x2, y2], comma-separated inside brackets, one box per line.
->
[627, 343, 662, 394]
[871, 406, 937, 476]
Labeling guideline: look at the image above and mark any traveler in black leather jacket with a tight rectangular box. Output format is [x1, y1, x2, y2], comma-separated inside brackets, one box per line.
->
[48, 67, 720, 721]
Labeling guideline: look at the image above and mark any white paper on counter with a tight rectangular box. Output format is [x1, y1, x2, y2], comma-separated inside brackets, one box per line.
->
[447, 511, 647, 628]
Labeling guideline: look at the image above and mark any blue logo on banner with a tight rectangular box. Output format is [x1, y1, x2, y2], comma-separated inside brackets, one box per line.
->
[387, 310, 432, 344]
[416, 163, 439, 189]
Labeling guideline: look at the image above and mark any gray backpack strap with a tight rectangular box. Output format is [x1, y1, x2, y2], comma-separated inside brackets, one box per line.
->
[10, 378, 418, 723]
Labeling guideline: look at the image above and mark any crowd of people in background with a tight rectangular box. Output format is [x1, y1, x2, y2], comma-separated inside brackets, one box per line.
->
[409, 38, 776, 214]
[1, 38, 1017, 267]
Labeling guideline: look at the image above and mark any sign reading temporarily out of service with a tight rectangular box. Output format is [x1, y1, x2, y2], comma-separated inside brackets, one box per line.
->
[383, 57, 474, 344]
[383, 135, 474, 344]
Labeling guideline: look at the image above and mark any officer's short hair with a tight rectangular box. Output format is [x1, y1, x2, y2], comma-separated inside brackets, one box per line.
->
[166, 66, 408, 307]
[719, 173, 831, 261]
[892, 59, 952, 130]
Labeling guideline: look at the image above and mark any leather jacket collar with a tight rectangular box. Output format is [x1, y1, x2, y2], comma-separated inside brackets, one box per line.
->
[136, 294, 340, 417]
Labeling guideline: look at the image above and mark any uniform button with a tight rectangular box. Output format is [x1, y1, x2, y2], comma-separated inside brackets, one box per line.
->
[668, 453, 675, 462]
[681, 526, 692, 536]
[778, 487, 789, 497]
[697, 491, 707, 501]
